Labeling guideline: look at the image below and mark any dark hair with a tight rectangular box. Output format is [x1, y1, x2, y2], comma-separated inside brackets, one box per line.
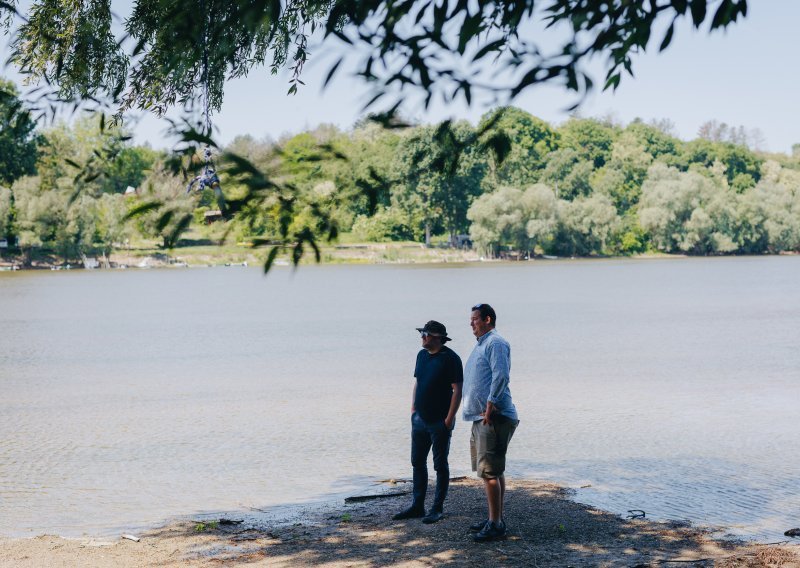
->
[471, 303, 497, 326]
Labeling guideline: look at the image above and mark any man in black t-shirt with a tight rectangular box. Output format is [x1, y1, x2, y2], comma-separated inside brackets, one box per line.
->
[392, 320, 463, 524]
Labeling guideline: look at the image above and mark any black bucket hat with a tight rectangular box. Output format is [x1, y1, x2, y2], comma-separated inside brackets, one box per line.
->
[415, 320, 452, 342]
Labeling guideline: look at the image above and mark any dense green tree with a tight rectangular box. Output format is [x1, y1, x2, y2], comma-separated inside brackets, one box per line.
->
[0, 78, 40, 186]
[130, 167, 195, 249]
[350, 206, 415, 242]
[614, 214, 649, 254]
[478, 107, 558, 187]
[394, 121, 488, 245]
[330, 123, 402, 224]
[36, 114, 158, 194]
[592, 131, 653, 211]
[558, 118, 619, 169]
[539, 149, 593, 200]
[683, 139, 762, 189]
[625, 120, 684, 166]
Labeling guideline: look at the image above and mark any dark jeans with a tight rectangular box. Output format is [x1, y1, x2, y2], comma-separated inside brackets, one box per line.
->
[410, 412, 452, 513]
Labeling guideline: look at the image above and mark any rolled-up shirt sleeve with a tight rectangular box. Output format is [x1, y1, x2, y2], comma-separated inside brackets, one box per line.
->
[486, 340, 511, 404]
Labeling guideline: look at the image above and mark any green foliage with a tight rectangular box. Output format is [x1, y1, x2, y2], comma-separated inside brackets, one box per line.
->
[394, 120, 489, 245]
[731, 172, 756, 193]
[0, 186, 14, 240]
[468, 184, 559, 256]
[128, 167, 194, 249]
[624, 120, 684, 167]
[553, 194, 620, 256]
[539, 149, 593, 201]
[478, 107, 559, 187]
[334, 124, 401, 221]
[351, 206, 415, 242]
[684, 139, 762, 187]
[638, 163, 738, 254]
[36, 114, 159, 195]
[0, 79, 40, 186]
[5, 1, 748, 117]
[593, 131, 654, 211]
[558, 118, 619, 169]
[615, 216, 649, 255]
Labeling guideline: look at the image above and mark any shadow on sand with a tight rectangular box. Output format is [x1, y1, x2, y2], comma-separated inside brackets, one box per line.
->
[143, 479, 796, 567]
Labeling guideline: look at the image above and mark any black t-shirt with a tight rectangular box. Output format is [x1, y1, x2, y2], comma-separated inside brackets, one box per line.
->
[414, 345, 463, 422]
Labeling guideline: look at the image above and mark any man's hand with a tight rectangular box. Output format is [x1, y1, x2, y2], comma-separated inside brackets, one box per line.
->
[444, 415, 454, 429]
[481, 401, 496, 425]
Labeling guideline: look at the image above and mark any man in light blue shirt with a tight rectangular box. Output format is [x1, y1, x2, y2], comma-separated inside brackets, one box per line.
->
[463, 303, 519, 542]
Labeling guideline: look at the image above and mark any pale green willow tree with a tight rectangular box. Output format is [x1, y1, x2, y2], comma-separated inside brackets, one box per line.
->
[0, 186, 12, 239]
[638, 162, 738, 254]
[468, 183, 558, 256]
[11, 175, 67, 265]
[554, 193, 619, 255]
[751, 162, 800, 252]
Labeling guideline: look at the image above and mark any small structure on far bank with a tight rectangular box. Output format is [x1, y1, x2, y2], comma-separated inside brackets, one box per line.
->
[204, 210, 223, 224]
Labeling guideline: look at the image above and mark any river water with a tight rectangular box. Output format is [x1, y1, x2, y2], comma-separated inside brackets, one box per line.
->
[1, 257, 798, 540]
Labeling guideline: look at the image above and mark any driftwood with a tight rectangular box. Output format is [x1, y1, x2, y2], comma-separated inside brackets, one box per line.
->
[121, 534, 140, 542]
[378, 476, 467, 484]
[345, 491, 409, 503]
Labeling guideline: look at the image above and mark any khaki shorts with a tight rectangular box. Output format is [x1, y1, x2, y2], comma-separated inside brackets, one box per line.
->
[470, 417, 519, 479]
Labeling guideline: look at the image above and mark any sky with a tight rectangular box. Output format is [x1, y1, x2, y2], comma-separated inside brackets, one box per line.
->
[2, 3, 799, 153]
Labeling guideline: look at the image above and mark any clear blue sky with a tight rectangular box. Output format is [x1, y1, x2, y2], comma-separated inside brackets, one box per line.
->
[2, 3, 798, 153]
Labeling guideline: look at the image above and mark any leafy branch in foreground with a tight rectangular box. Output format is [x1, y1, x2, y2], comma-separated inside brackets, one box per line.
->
[2, 1, 748, 119]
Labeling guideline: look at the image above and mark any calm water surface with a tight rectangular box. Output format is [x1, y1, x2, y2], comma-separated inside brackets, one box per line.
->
[1, 257, 798, 540]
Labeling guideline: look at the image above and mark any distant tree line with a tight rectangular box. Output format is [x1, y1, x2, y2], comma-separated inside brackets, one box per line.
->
[2, 78, 799, 266]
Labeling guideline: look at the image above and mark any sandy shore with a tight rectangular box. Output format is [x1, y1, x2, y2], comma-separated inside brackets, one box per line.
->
[2, 478, 798, 567]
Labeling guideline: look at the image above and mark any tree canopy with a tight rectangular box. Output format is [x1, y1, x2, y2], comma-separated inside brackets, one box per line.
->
[2, 0, 748, 117]
[3, 103, 797, 269]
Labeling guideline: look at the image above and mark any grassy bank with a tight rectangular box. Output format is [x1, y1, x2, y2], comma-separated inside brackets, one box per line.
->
[0, 228, 482, 270]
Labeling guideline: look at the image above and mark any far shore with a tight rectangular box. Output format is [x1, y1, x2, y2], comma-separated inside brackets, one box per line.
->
[2, 478, 798, 567]
[4, 240, 794, 273]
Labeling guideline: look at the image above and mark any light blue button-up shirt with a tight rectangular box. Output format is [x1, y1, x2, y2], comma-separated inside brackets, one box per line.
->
[462, 329, 518, 422]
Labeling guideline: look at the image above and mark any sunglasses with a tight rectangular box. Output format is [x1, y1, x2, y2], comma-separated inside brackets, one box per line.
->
[472, 304, 484, 310]
[419, 331, 440, 338]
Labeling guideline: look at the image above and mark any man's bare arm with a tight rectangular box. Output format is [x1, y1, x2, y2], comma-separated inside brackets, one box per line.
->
[445, 383, 462, 429]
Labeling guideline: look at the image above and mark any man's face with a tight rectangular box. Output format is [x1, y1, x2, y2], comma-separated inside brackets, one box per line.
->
[470, 310, 492, 338]
[421, 331, 443, 351]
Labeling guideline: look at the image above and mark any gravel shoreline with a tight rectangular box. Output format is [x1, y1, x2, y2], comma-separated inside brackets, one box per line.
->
[2, 478, 798, 567]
